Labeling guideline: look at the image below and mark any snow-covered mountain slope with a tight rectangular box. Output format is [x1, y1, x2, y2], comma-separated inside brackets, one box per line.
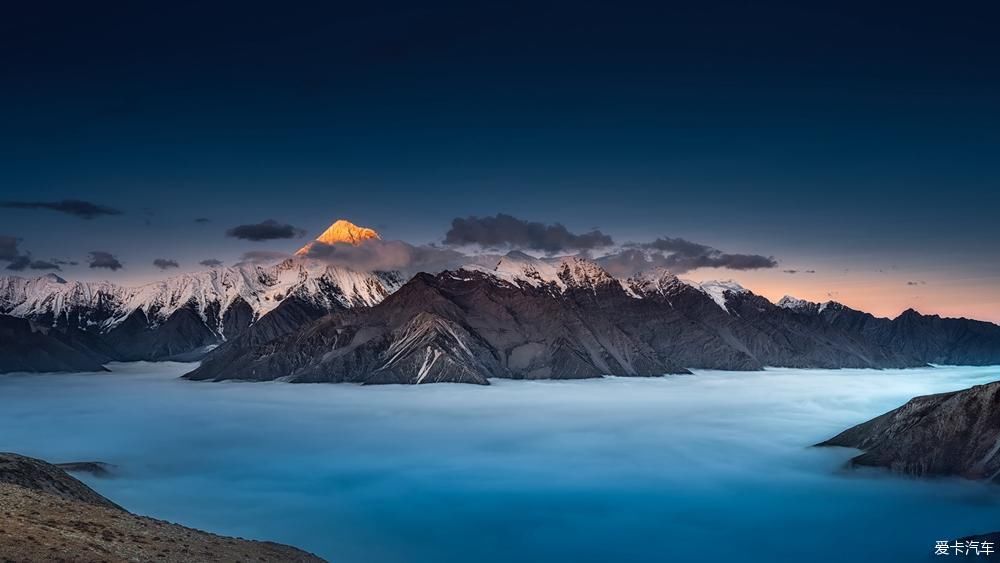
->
[468, 252, 757, 310]
[0, 259, 403, 338]
[777, 295, 833, 314]
[627, 268, 687, 298]
[468, 251, 632, 295]
[467, 251, 566, 290]
[684, 279, 748, 312]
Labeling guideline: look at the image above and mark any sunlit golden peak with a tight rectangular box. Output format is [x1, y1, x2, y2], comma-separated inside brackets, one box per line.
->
[296, 219, 380, 255]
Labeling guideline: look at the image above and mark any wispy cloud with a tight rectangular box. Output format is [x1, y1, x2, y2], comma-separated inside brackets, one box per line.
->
[0, 199, 122, 219]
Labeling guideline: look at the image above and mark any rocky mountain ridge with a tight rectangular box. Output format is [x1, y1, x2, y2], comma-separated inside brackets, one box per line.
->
[818, 380, 1000, 480]
[0, 259, 402, 365]
[185, 253, 1000, 384]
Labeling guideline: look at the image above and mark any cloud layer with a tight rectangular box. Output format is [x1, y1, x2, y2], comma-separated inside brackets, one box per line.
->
[444, 214, 613, 253]
[302, 240, 467, 275]
[1, 199, 122, 219]
[236, 250, 291, 265]
[226, 220, 305, 241]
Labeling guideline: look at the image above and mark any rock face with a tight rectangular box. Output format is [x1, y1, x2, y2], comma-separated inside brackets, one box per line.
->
[0, 314, 111, 373]
[0, 453, 120, 509]
[817, 381, 1000, 480]
[185, 254, 1000, 384]
[0, 452, 326, 562]
[0, 260, 402, 371]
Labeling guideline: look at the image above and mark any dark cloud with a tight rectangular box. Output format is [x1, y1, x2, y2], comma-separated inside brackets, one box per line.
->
[0, 236, 63, 271]
[0, 199, 122, 219]
[783, 269, 816, 274]
[0, 236, 20, 261]
[226, 220, 305, 241]
[53, 259, 79, 266]
[88, 251, 123, 271]
[194, 217, 211, 223]
[783, 269, 799, 274]
[601, 237, 778, 276]
[199, 259, 224, 267]
[906, 280, 926, 286]
[27, 259, 60, 270]
[235, 250, 291, 265]
[443, 214, 613, 253]
[5, 256, 31, 271]
[153, 258, 180, 270]
[7, 256, 62, 271]
[303, 239, 467, 275]
[635, 237, 714, 256]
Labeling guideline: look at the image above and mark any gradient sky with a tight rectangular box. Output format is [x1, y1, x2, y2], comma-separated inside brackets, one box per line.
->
[2, 1, 998, 321]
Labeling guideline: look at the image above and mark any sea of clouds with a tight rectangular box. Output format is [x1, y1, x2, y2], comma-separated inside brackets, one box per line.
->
[2, 363, 1000, 562]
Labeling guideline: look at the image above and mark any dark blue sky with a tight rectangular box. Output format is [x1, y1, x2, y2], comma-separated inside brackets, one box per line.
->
[1, 1, 998, 318]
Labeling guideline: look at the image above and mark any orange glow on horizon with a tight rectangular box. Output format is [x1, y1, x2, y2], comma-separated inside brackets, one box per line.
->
[684, 267, 1000, 324]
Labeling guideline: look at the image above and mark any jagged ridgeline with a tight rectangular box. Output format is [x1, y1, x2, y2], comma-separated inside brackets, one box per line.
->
[4, 248, 1000, 380]
[0, 262, 403, 371]
[186, 252, 1000, 384]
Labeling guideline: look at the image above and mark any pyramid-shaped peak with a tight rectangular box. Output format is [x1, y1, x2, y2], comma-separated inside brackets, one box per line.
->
[296, 220, 380, 255]
[40, 273, 67, 284]
[315, 219, 380, 245]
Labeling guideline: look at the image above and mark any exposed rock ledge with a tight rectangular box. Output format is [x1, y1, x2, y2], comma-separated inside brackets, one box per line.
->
[0, 452, 325, 562]
[817, 380, 1000, 480]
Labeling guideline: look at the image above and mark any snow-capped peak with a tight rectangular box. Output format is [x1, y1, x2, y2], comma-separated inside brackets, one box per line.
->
[628, 268, 683, 294]
[470, 252, 619, 294]
[490, 251, 566, 289]
[685, 279, 747, 312]
[556, 257, 617, 290]
[777, 295, 813, 309]
[776, 295, 838, 314]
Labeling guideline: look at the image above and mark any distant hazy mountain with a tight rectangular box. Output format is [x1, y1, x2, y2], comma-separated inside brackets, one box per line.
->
[184, 252, 1000, 384]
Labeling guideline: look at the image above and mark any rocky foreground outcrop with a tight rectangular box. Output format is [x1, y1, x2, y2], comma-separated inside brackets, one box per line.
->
[0, 452, 325, 562]
[817, 381, 1000, 480]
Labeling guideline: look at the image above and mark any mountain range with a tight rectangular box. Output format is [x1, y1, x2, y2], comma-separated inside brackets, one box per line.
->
[4, 221, 1000, 380]
[0, 259, 401, 372]
[182, 251, 1000, 384]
